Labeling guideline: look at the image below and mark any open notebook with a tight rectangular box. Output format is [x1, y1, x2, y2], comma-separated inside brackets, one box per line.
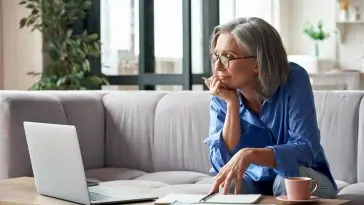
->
[154, 193, 261, 204]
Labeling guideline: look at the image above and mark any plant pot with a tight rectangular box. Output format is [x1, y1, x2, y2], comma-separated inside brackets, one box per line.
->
[339, 9, 349, 21]
[313, 41, 320, 58]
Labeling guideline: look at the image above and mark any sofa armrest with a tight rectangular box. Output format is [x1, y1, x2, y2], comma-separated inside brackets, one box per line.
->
[0, 92, 67, 179]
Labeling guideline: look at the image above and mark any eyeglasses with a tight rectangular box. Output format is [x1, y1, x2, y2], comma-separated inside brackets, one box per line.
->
[210, 53, 256, 69]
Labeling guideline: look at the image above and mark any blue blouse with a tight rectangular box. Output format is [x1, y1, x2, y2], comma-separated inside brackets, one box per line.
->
[203, 62, 337, 190]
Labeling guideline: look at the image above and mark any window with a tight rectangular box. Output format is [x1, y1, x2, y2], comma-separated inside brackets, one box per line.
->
[155, 85, 183, 91]
[95, 0, 280, 91]
[154, 0, 183, 74]
[219, 0, 274, 25]
[191, 0, 204, 74]
[93, 0, 220, 91]
[102, 85, 139, 90]
[101, 0, 139, 75]
[218, 0, 285, 53]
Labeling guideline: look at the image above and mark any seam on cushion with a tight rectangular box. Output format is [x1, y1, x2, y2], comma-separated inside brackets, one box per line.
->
[346, 93, 364, 183]
[151, 92, 168, 172]
[101, 92, 115, 168]
[100, 92, 108, 168]
[352, 96, 361, 183]
[51, 92, 106, 169]
[357, 94, 364, 182]
[193, 175, 211, 184]
[48, 94, 68, 124]
[0, 96, 11, 178]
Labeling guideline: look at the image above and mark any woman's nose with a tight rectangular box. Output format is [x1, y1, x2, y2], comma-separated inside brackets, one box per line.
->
[213, 60, 224, 72]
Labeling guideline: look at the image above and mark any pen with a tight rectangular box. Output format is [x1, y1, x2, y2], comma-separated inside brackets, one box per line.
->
[202, 77, 211, 88]
[199, 192, 217, 203]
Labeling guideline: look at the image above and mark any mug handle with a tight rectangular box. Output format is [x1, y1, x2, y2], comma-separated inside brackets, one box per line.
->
[310, 180, 318, 195]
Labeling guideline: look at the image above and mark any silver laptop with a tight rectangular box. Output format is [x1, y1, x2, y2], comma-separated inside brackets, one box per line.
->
[23, 121, 158, 205]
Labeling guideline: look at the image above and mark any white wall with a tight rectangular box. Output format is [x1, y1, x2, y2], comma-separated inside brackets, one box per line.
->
[288, 0, 337, 61]
[288, 0, 364, 70]
[0, 0, 42, 90]
[336, 0, 364, 70]
[272, 0, 292, 54]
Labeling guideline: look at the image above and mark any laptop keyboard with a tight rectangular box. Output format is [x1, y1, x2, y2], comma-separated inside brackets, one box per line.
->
[89, 191, 112, 201]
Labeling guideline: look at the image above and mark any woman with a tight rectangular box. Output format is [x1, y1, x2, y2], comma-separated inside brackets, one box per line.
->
[203, 17, 337, 198]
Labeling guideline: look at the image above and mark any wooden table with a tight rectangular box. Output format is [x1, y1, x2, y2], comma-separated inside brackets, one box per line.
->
[0, 177, 350, 205]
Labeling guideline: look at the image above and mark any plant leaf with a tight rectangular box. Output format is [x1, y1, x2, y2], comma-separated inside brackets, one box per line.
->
[23, 0, 108, 90]
[26, 3, 36, 9]
[31, 9, 39, 15]
[19, 18, 27, 28]
[88, 33, 98, 40]
[67, 29, 73, 38]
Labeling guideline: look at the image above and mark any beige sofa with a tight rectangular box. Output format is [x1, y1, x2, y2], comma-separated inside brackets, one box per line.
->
[0, 91, 363, 204]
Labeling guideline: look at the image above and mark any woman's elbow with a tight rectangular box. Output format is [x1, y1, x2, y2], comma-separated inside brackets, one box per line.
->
[297, 140, 318, 166]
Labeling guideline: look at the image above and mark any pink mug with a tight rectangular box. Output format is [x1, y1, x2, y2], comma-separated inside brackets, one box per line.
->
[284, 177, 318, 200]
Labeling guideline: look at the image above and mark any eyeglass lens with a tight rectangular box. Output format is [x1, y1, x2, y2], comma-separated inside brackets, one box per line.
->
[211, 54, 229, 68]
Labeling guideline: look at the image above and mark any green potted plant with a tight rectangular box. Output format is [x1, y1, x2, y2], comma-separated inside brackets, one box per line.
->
[303, 20, 330, 57]
[19, 0, 109, 90]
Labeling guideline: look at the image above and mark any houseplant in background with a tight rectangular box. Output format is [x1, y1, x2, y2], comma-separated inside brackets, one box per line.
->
[18, 0, 109, 90]
[303, 20, 330, 58]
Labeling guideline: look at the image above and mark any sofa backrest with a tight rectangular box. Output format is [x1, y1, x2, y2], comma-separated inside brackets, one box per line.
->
[357, 99, 364, 183]
[313, 91, 364, 184]
[152, 91, 211, 173]
[0, 91, 106, 179]
[150, 90, 364, 183]
[101, 91, 212, 174]
[0, 90, 363, 184]
[102, 91, 166, 172]
[150, 91, 364, 183]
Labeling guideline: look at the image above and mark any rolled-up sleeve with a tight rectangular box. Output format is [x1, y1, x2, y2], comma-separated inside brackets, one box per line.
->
[267, 68, 320, 177]
[203, 97, 241, 174]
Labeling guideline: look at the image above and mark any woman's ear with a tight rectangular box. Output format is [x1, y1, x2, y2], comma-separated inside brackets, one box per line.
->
[253, 63, 259, 74]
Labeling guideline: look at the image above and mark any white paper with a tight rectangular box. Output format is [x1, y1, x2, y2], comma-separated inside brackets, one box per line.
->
[154, 194, 205, 204]
[206, 194, 261, 204]
[172, 203, 275, 205]
[154, 193, 262, 205]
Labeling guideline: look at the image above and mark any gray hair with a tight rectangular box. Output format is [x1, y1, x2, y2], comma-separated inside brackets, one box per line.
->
[210, 17, 289, 99]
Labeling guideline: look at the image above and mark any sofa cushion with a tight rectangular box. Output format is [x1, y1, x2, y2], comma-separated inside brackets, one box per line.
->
[335, 180, 350, 191]
[86, 167, 146, 182]
[0, 92, 68, 179]
[313, 91, 364, 184]
[102, 92, 166, 172]
[100, 179, 168, 189]
[99, 180, 210, 196]
[153, 91, 211, 173]
[50, 92, 106, 170]
[134, 171, 210, 185]
[195, 177, 350, 191]
[337, 183, 364, 205]
[195, 177, 214, 184]
[357, 98, 364, 182]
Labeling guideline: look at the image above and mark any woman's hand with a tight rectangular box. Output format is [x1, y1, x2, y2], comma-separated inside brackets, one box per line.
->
[203, 74, 238, 105]
[209, 149, 253, 195]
